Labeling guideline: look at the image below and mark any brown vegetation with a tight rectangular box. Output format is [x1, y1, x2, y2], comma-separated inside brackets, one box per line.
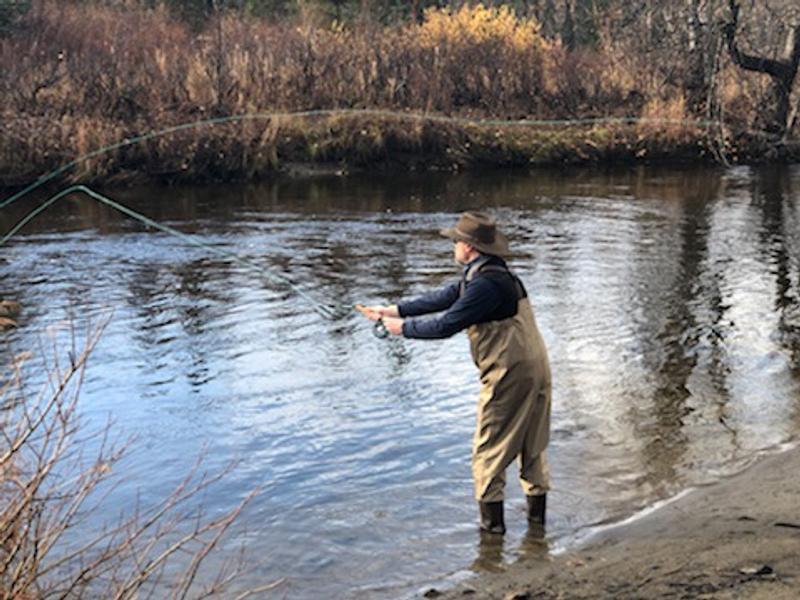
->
[0, 1, 798, 186]
[0, 319, 264, 598]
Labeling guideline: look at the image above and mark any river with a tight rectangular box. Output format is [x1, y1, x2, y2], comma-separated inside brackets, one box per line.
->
[2, 165, 800, 598]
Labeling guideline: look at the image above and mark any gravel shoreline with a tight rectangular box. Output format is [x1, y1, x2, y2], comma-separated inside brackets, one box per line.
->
[435, 443, 800, 599]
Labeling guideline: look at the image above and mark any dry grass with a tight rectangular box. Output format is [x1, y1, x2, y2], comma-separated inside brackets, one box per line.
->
[637, 96, 697, 146]
[0, 1, 791, 185]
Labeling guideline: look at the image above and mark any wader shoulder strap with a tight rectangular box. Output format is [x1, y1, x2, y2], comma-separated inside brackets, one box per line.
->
[482, 266, 526, 299]
[459, 257, 493, 297]
[459, 258, 526, 301]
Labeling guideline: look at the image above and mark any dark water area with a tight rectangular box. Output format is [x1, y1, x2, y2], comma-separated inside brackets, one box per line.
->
[2, 165, 800, 598]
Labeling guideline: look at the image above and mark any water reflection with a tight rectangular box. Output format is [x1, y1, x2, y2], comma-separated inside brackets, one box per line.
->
[472, 533, 506, 573]
[2, 165, 800, 599]
[752, 167, 800, 431]
[756, 167, 800, 368]
[635, 169, 725, 492]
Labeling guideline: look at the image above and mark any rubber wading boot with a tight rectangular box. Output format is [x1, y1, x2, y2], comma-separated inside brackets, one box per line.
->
[526, 494, 546, 526]
[479, 501, 506, 534]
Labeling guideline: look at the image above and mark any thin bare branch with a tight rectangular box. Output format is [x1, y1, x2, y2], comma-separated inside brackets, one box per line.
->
[2, 317, 258, 599]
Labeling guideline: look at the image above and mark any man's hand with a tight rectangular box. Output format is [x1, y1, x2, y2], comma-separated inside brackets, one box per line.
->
[355, 304, 398, 321]
[355, 305, 404, 336]
[381, 316, 404, 336]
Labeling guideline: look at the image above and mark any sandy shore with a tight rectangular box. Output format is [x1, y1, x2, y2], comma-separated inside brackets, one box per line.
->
[435, 444, 800, 599]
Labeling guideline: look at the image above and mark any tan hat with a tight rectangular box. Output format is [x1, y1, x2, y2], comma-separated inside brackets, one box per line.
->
[439, 211, 510, 257]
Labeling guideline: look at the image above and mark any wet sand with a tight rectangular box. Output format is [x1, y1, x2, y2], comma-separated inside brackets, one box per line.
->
[437, 444, 800, 599]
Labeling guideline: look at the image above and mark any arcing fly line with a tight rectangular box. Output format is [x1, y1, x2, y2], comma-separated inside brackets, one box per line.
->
[0, 184, 344, 321]
[0, 108, 734, 211]
[0, 108, 742, 325]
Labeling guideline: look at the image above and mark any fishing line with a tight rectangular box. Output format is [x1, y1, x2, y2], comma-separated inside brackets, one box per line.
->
[0, 107, 772, 326]
[0, 184, 345, 320]
[0, 109, 737, 210]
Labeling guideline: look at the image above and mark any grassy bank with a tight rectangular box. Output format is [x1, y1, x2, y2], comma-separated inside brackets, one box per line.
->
[0, 111, 734, 186]
[0, 2, 795, 187]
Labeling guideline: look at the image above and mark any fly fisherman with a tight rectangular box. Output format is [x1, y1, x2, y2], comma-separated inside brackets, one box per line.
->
[357, 211, 551, 535]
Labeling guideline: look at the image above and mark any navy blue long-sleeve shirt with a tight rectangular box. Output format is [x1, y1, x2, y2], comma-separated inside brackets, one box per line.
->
[398, 256, 516, 339]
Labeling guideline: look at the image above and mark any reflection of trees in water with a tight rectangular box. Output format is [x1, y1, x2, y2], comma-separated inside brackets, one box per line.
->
[752, 166, 800, 427]
[754, 167, 800, 363]
[629, 169, 734, 489]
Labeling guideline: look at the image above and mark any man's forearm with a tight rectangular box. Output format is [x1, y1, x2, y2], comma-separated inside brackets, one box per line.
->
[397, 282, 459, 317]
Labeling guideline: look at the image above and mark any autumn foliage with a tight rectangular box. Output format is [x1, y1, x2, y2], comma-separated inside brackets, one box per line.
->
[0, 1, 785, 184]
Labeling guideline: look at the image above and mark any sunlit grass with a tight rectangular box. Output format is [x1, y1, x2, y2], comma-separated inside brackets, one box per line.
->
[0, 1, 774, 185]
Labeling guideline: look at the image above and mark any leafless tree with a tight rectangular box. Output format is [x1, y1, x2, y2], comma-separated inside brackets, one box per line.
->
[723, 0, 800, 137]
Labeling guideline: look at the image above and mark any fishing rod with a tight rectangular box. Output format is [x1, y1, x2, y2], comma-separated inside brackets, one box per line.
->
[0, 108, 747, 331]
[0, 183, 395, 336]
[0, 184, 350, 321]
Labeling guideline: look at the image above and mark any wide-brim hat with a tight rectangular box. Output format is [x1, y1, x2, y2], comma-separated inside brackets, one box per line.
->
[439, 211, 510, 257]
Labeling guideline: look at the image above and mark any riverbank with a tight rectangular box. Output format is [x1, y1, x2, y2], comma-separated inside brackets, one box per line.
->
[5, 110, 795, 190]
[0, 111, 738, 188]
[438, 444, 800, 599]
[2, 1, 799, 189]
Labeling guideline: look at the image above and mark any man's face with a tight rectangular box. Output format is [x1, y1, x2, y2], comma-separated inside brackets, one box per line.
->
[453, 240, 472, 265]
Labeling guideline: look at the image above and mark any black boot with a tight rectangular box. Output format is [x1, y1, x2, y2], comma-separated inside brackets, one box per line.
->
[479, 501, 505, 534]
[526, 493, 546, 526]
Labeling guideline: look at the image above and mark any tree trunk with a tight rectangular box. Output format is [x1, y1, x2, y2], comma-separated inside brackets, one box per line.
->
[685, 0, 709, 109]
[724, 0, 800, 137]
[561, 0, 575, 50]
[536, 0, 558, 39]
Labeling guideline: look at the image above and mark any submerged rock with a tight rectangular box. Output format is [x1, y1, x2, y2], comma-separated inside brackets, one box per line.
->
[0, 300, 21, 317]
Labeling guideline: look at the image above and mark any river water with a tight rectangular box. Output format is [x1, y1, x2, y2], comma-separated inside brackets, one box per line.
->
[2, 165, 800, 598]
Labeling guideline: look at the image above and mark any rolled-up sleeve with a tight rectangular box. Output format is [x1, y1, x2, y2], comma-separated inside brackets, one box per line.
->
[402, 278, 503, 339]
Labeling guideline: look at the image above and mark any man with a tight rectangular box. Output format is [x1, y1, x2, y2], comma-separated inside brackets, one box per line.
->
[357, 211, 551, 534]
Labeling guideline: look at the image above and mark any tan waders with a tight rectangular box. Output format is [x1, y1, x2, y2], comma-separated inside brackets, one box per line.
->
[465, 261, 551, 533]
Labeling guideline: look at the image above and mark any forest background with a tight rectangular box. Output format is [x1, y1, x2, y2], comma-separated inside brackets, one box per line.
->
[1, 0, 800, 185]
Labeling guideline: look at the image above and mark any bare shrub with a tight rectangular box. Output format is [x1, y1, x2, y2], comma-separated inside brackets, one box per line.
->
[0, 318, 261, 599]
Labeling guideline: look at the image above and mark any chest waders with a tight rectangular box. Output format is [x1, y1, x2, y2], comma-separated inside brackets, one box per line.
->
[462, 258, 551, 534]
